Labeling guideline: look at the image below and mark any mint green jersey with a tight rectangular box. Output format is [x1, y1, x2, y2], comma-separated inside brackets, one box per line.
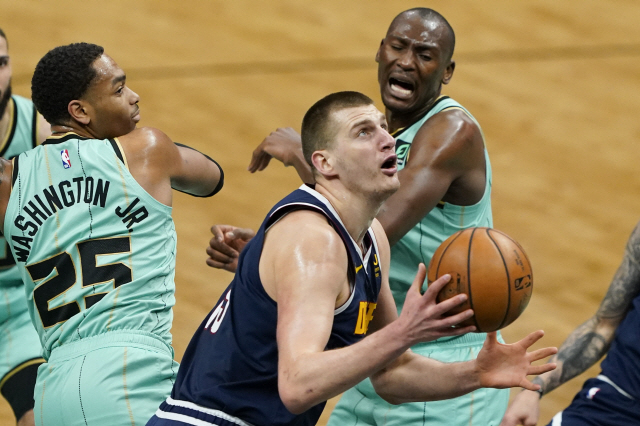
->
[389, 96, 493, 318]
[3, 133, 177, 359]
[0, 95, 40, 286]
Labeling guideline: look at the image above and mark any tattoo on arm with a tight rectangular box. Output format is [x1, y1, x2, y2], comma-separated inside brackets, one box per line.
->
[537, 220, 640, 396]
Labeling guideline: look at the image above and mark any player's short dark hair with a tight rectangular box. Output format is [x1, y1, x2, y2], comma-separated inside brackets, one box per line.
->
[31, 42, 104, 125]
[391, 8, 456, 61]
[301, 91, 374, 168]
[0, 28, 7, 47]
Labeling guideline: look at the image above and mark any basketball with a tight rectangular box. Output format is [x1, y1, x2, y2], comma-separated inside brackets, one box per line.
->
[427, 227, 533, 332]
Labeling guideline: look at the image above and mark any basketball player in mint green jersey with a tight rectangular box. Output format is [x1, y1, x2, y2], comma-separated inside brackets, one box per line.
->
[218, 8, 508, 426]
[0, 27, 51, 426]
[0, 42, 223, 426]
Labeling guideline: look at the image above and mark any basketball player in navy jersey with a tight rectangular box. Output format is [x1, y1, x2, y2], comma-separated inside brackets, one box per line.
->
[501, 221, 640, 425]
[148, 91, 556, 426]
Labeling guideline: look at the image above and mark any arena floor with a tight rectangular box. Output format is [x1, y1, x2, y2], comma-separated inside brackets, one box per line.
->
[2, 1, 640, 424]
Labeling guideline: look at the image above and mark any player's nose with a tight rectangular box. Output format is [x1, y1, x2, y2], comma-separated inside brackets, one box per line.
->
[381, 129, 396, 151]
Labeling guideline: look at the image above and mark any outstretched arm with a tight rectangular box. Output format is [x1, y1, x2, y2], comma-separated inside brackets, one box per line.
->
[500, 222, 640, 426]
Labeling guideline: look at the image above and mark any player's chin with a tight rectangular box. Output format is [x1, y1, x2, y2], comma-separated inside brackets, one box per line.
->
[381, 92, 414, 113]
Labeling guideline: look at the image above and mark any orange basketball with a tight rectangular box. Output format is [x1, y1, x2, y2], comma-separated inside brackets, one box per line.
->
[427, 227, 533, 332]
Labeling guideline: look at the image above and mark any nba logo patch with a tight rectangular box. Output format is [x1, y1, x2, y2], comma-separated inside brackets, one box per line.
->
[61, 149, 71, 169]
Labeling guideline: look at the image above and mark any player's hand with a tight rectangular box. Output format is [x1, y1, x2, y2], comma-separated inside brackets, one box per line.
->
[499, 389, 541, 426]
[476, 331, 557, 391]
[248, 127, 303, 172]
[206, 224, 255, 273]
[397, 264, 476, 344]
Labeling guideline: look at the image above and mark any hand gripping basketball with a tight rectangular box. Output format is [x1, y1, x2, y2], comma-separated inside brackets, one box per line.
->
[398, 263, 477, 345]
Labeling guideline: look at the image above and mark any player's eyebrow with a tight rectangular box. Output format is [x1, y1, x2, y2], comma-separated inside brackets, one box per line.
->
[111, 74, 126, 86]
[0, 55, 9, 61]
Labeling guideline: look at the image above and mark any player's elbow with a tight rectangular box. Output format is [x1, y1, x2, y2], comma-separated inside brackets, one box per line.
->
[278, 384, 313, 415]
[370, 372, 406, 405]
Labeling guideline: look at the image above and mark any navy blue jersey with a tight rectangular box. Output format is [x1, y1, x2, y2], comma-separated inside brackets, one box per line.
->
[599, 292, 640, 399]
[156, 185, 383, 426]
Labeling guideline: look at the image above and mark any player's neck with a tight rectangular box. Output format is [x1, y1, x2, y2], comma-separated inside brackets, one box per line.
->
[385, 92, 442, 133]
[314, 182, 382, 246]
[50, 124, 93, 139]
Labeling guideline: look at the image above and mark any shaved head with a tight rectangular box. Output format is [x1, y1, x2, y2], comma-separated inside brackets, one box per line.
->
[388, 8, 455, 61]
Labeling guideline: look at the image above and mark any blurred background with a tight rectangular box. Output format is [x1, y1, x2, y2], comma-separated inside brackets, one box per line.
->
[2, 1, 640, 424]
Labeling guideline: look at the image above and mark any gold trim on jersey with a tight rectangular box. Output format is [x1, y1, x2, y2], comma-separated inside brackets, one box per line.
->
[113, 137, 130, 170]
[44, 131, 79, 140]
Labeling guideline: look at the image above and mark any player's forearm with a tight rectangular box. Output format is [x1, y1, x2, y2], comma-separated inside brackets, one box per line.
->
[278, 319, 412, 414]
[371, 352, 482, 404]
[535, 316, 611, 395]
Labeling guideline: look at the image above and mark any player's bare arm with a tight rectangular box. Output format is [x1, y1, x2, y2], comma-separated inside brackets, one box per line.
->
[248, 127, 314, 184]
[536, 222, 640, 395]
[377, 108, 486, 245]
[263, 212, 472, 414]
[500, 222, 640, 426]
[118, 127, 222, 206]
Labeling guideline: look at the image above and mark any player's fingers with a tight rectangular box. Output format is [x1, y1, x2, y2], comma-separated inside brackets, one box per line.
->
[206, 258, 232, 269]
[436, 323, 476, 337]
[248, 143, 268, 172]
[207, 239, 238, 259]
[518, 378, 543, 392]
[256, 155, 272, 171]
[431, 294, 469, 317]
[231, 228, 256, 241]
[517, 330, 545, 349]
[436, 309, 475, 329]
[206, 246, 237, 262]
[527, 362, 557, 376]
[210, 224, 235, 240]
[409, 263, 428, 295]
[421, 271, 450, 300]
[527, 347, 558, 362]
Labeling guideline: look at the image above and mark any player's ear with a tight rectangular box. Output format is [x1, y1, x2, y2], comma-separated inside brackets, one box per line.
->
[442, 60, 455, 85]
[311, 150, 337, 178]
[375, 39, 384, 63]
[68, 100, 91, 125]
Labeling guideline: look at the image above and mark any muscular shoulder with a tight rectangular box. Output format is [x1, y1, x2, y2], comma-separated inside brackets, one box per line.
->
[406, 108, 484, 175]
[261, 209, 349, 300]
[416, 108, 483, 156]
[267, 209, 348, 263]
[117, 127, 175, 162]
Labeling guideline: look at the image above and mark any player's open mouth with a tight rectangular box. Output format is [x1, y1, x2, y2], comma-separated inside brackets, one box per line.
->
[389, 77, 414, 99]
[381, 155, 398, 175]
